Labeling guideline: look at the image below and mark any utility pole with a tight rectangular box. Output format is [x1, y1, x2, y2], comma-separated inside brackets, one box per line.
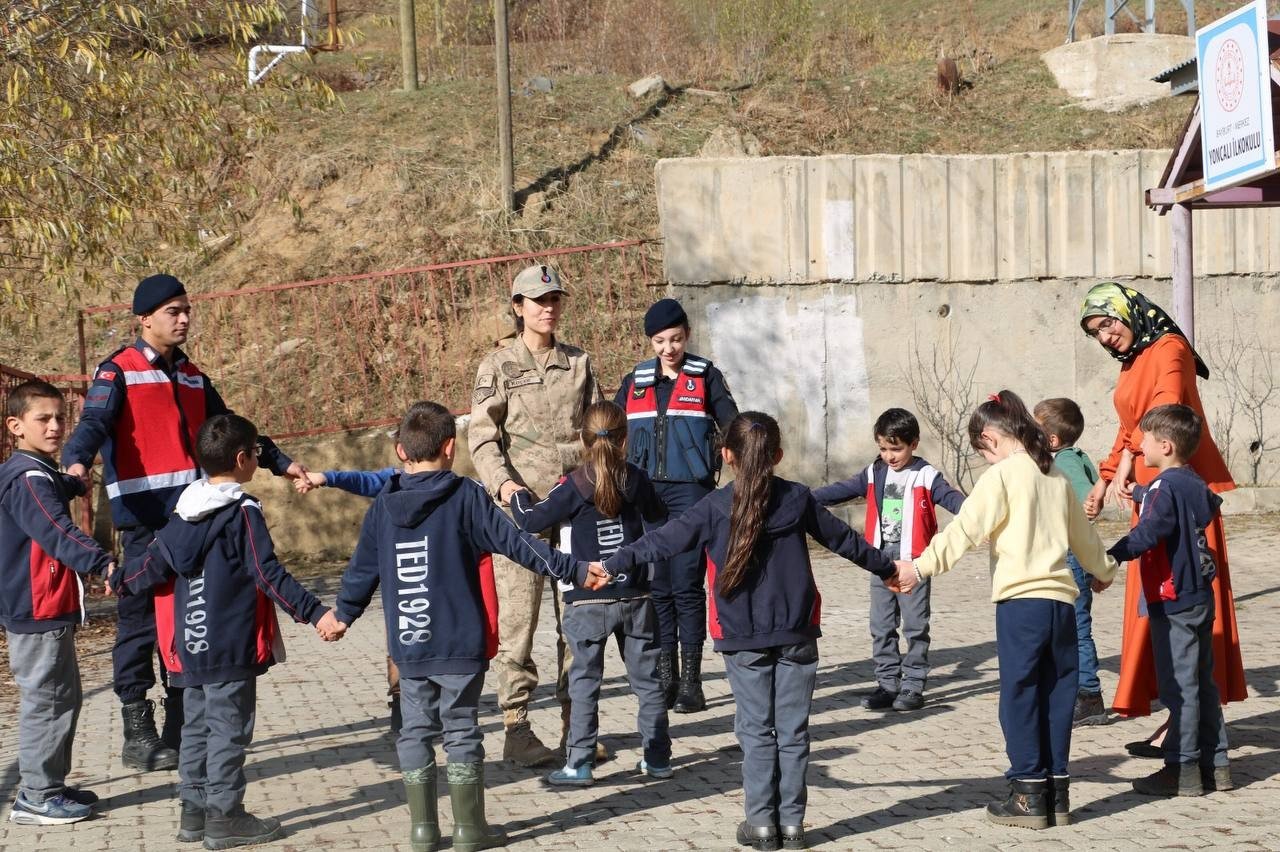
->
[494, 0, 515, 213]
[400, 0, 418, 91]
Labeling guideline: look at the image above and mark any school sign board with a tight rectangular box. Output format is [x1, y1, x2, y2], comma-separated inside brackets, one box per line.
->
[1197, 0, 1276, 191]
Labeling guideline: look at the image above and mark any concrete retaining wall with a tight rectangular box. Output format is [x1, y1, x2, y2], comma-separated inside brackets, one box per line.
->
[657, 152, 1280, 492]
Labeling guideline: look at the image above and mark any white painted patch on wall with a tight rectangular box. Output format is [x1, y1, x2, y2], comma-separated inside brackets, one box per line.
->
[823, 200, 856, 280]
[702, 289, 870, 483]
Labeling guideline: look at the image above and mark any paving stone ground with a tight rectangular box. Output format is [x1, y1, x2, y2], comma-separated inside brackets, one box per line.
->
[2, 516, 1278, 851]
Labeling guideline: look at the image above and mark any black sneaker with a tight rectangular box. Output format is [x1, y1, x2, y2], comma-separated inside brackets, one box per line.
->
[1071, 692, 1108, 727]
[892, 689, 924, 712]
[860, 686, 898, 710]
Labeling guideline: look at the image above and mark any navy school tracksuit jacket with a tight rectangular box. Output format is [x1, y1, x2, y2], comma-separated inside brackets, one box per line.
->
[510, 462, 668, 604]
[601, 476, 896, 652]
[1108, 466, 1222, 618]
[0, 451, 112, 633]
[335, 470, 589, 678]
[114, 479, 329, 686]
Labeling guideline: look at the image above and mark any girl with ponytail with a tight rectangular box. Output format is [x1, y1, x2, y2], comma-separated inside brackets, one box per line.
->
[891, 390, 1118, 830]
[510, 401, 672, 787]
[590, 411, 897, 850]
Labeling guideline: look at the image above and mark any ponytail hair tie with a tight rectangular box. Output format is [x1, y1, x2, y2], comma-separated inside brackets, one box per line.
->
[748, 422, 766, 432]
[593, 428, 611, 437]
[987, 393, 1002, 404]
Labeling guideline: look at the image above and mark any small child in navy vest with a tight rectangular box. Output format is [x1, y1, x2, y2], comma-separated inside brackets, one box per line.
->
[588, 411, 896, 851]
[813, 408, 964, 712]
[510, 400, 671, 786]
[114, 413, 338, 849]
[1108, 404, 1232, 797]
[329, 401, 591, 852]
[1, 380, 113, 827]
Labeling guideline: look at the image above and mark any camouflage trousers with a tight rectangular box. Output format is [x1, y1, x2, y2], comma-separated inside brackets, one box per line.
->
[493, 552, 571, 714]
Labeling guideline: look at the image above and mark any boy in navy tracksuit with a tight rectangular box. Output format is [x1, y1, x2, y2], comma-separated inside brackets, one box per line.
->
[510, 400, 671, 786]
[1, 381, 113, 826]
[1108, 404, 1232, 798]
[593, 412, 895, 851]
[331, 401, 591, 852]
[115, 414, 338, 850]
[813, 408, 964, 712]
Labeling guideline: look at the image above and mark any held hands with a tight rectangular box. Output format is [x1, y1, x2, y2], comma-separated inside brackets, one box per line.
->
[1083, 479, 1106, 520]
[285, 461, 310, 482]
[1090, 577, 1113, 594]
[103, 561, 117, 597]
[887, 560, 919, 595]
[582, 562, 611, 591]
[66, 463, 90, 485]
[293, 471, 328, 494]
[316, 609, 348, 642]
[1105, 477, 1132, 514]
[499, 480, 527, 506]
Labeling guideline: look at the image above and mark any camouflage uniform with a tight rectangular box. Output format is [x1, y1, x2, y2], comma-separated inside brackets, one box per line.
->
[468, 335, 603, 727]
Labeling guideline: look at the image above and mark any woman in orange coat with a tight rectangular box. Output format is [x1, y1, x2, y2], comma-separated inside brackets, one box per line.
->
[1079, 283, 1247, 757]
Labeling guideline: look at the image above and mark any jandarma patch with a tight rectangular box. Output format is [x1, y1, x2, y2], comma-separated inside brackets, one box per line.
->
[501, 361, 523, 378]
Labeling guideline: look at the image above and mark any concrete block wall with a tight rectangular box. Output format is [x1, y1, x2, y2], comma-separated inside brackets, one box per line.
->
[657, 152, 1280, 492]
[657, 151, 1280, 285]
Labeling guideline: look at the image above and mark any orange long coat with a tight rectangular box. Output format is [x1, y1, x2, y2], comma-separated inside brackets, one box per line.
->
[1100, 334, 1248, 716]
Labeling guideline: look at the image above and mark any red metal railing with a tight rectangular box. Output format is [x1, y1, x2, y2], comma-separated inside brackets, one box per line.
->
[0, 363, 94, 532]
[78, 240, 661, 439]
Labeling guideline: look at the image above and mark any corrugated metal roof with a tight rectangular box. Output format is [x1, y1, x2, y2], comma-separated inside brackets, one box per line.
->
[1153, 55, 1196, 83]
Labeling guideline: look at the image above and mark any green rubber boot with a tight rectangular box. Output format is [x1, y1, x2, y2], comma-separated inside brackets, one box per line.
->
[404, 766, 441, 852]
[447, 762, 507, 852]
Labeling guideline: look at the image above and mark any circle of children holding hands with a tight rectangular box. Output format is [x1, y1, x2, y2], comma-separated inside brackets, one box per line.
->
[0, 268, 1246, 851]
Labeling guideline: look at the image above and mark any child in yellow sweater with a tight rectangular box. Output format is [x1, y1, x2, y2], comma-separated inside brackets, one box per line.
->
[892, 390, 1118, 830]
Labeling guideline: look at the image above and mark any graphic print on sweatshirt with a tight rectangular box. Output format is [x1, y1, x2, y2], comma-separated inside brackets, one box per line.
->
[395, 534, 432, 646]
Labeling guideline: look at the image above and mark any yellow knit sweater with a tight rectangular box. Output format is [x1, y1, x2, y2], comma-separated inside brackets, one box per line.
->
[915, 452, 1118, 604]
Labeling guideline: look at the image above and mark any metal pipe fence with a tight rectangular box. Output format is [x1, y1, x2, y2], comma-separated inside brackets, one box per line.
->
[78, 240, 662, 439]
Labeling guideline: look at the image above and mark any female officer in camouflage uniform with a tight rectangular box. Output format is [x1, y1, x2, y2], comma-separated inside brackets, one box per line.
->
[468, 263, 604, 768]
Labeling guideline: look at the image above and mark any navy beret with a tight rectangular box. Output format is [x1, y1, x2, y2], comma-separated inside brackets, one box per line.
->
[132, 274, 187, 316]
[643, 298, 688, 337]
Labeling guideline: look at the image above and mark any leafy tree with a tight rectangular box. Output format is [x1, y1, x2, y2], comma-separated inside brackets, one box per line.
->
[1, 1, 332, 316]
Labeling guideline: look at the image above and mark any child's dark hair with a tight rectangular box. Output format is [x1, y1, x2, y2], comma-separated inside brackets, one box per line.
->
[719, 411, 782, 598]
[397, 401, 456, 462]
[1139, 404, 1201, 460]
[197, 414, 258, 476]
[6, 379, 63, 419]
[968, 390, 1054, 474]
[1032, 397, 1085, 447]
[874, 408, 920, 445]
[580, 401, 628, 518]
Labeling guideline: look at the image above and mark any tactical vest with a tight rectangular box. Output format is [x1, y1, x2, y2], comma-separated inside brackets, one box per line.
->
[624, 355, 715, 483]
[106, 345, 207, 506]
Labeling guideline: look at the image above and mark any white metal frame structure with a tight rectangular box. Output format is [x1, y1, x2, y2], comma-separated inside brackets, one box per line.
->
[248, 0, 316, 86]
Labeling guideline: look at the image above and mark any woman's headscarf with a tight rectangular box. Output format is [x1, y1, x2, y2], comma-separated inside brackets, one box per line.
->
[1079, 282, 1209, 379]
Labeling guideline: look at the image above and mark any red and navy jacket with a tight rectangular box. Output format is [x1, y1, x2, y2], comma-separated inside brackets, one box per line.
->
[601, 477, 894, 652]
[336, 470, 589, 678]
[813, 457, 965, 560]
[62, 338, 293, 529]
[615, 354, 737, 485]
[510, 462, 667, 604]
[1108, 467, 1222, 617]
[0, 451, 112, 633]
[113, 480, 328, 686]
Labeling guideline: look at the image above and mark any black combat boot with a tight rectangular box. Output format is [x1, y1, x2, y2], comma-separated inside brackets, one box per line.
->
[985, 778, 1050, 829]
[202, 805, 283, 850]
[121, 699, 178, 771]
[161, 688, 184, 751]
[657, 648, 679, 710]
[674, 644, 706, 713]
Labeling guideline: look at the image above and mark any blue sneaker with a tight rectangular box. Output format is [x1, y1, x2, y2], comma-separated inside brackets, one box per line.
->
[9, 792, 92, 825]
[545, 763, 594, 787]
[637, 759, 673, 779]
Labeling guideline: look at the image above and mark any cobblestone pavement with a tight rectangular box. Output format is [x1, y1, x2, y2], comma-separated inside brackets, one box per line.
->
[3, 517, 1278, 851]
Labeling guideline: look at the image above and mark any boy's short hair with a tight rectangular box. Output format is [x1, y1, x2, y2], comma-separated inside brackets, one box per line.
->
[6, 379, 63, 419]
[1139, 404, 1202, 460]
[398, 401, 455, 461]
[874, 408, 920, 445]
[1033, 397, 1085, 446]
[197, 414, 259, 476]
